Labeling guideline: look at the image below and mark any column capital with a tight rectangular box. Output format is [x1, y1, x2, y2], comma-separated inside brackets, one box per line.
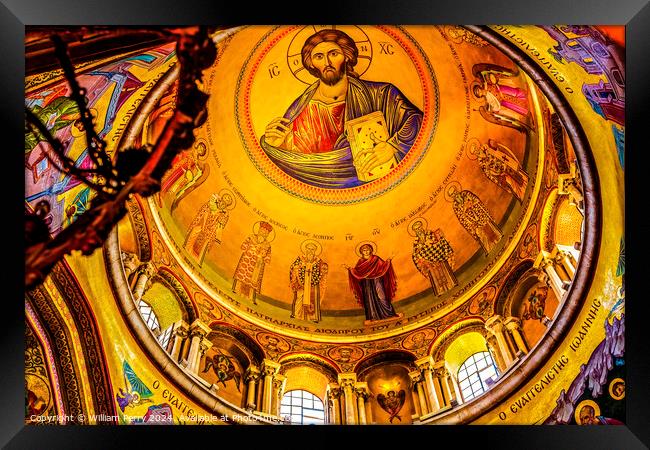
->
[408, 370, 424, 385]
[327, 383, 342, 399]
[354, 382, 370, 398]
[273, 373, 287, 390]
[337, 372, 357, 388]
[199, 339, 213, 355]
[137, 261, 157, 278]
[189, 319, 211, 337]
[432, 360, 447, 378]
[261, 359, 281, 377]
[533, 250, 552, 269]
[415, 355, 435, 371]
[504, 316, 522, 331]
[484, 315, 505, 333]
[245, 365, 261, 382]
[172, 320, 189, 337]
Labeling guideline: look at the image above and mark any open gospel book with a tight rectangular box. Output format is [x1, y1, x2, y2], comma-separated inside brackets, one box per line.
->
[345, 111, 398, 182]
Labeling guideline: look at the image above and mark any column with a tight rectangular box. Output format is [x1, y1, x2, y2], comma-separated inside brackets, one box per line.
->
[558, 166, 584, 215]
[486, 334, 507, 373]
[169, 320, 189, 362]
[416, 356, 441, 414]
[338, 373, 358, 425]
[121, 251, 139, 279]
[261, 359, 281, 414]
[485, 315, 514, 367]
[432, 361, 449, 408]
[504, 317, 528, 355]
[132, 262, 156, 301]
[408, 370, 422, 419]
[535, 251, 566, 300]
[327, 384, 342, 424]
[408, 369, 428, 417]
[272, 373, 287, 417]
[186, 320, 211, 374]
[434, 361, 453, 408]
[354, 382, 369, 425]
[244, 365, 261, 410]
[364, 394, 373, 424]
[557, 250, 576, 280]
[446, 369, 462, 406]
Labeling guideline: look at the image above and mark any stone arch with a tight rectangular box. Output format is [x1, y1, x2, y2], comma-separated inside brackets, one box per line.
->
[125, 196, 152, 262]
[430, 318, 487, 363]
[552, 196, 583, 248]
[494, 260, 535, 317]
[207, 322, 265, 368]
[152, 267, 198, 324]
[503, 267, 545, 319]
[279, 353, 339, 383]
[539, 188, 560, 252]
[279, 353, 339, 403]
[355, 350, 417, 380]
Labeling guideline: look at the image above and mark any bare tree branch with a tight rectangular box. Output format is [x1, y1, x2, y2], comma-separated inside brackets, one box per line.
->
[25, 26, 217, 289]
[24, 109, 110, 195]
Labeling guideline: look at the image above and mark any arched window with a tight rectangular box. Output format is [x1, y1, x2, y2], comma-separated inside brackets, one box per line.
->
[280, 390, 325, 424]
[137, 299, 161, 333]
[457, 351, 499, 401]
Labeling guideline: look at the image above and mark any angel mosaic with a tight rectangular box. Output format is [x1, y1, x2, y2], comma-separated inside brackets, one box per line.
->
[159, 140, 211, 213]
[471, 63, 532, 133]
[377, 389, 406, 423]
[116, 360, 154, 412]
[202, 349, 242, 392]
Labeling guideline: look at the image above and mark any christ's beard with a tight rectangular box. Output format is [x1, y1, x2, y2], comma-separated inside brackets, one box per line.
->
[320, 67, 344, 86]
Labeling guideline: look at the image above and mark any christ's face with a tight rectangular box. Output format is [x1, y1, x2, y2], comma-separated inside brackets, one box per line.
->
[310, 42, 346, 86]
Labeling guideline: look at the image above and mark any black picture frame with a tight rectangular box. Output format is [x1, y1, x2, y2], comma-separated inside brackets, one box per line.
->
[3, 0, 649, 448]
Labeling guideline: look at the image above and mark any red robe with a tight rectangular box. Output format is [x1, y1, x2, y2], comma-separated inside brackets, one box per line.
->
[348, 255, 398, 320]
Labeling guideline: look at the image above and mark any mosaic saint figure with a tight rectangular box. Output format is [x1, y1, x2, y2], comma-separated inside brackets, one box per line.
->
[159, 141, 210, 212]
[447, 183, 503, 255]
[232, 221, 274, 304]
[289, 240, 329, 323]
[471, 63, 531, 133]
[183, 191, 234, 266]
[410, 219, 458, 296]
[346, 242, 398, 321]
[577, 404, 623, 425]
[475, 139, 529, 202]
[260, 28, 423, 188]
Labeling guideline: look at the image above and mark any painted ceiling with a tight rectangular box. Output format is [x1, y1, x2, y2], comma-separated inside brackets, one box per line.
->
[144, 25, 548, 336]
[24, 25, 580, 342]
